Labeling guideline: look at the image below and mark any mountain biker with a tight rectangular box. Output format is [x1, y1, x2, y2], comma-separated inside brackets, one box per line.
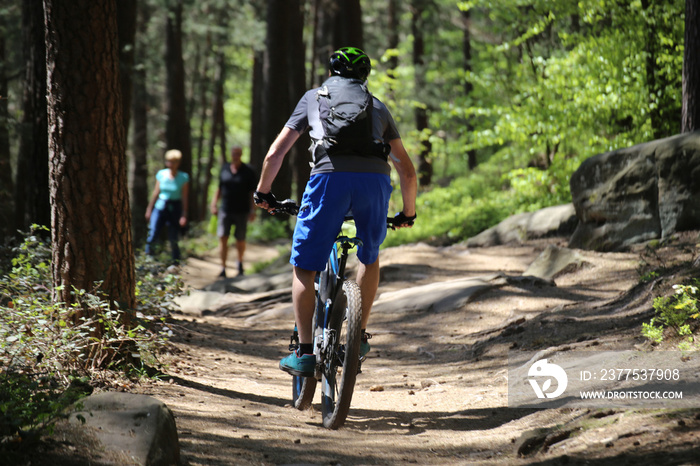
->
[254, 47, 417, 377]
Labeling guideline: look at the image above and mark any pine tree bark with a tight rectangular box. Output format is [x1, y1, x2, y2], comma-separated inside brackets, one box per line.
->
[44, 0, 135, 318]
[15, 0, 50, 234]
[682, 0, 700, 132]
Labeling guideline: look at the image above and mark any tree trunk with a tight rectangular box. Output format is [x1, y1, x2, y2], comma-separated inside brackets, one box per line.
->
[15, 0, 50, 235]
[462, 8, 477, 171]
[311, 0, 364, 88]
[193, 42, 211, 222]
[412, 1, 432, 186]
[333, 0, 363, 50]
[288, 0, 310, 202]
[387, 0, 399, 72]
[682, 0, 700, 132]
[117, 0, 136, 147]
[217, 57, 227, 167]
[200, 53, 225, 218]
[0, 28, 13, 240]
[311, 0, 338, 88]
[250, 50, 265, 172]
[262, 0, 294, 200]
[130, 1, 151, 246]
[44, 0, 135, 319]
[165, 0, 194, 219]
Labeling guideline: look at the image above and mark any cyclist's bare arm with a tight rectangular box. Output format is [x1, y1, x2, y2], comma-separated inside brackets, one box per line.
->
[388, 138, 417, 224]
[256, 127, 301, 209]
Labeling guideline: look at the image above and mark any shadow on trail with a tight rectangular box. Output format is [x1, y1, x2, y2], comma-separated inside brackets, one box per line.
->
[339, 405, 538, 434]
[165, 373, 289, 407]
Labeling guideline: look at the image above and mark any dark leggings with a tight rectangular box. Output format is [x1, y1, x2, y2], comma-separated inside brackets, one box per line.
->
[145, 200, 182, 260]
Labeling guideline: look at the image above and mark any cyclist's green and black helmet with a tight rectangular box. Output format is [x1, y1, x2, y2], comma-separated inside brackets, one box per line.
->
[329, 47, 371, 81]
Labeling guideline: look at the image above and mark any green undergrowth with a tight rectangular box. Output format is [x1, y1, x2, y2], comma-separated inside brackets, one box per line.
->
[0, 226, 184, 448]
[384, 159, 574, 247]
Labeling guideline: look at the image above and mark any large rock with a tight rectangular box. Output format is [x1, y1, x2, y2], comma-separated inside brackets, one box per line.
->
[70, 392, 180, 466]
[466, 204, 577, 247]
[569, 131, 700, 251]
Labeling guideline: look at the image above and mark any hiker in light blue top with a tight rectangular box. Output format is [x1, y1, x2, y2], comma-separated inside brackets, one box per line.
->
[145, 149, 190, 262]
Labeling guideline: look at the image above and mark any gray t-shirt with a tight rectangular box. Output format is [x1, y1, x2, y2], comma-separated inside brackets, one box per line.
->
[284, 87, 400, 176]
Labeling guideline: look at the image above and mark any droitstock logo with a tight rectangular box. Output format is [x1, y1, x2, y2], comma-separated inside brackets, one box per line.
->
[528, 359, 568, 399]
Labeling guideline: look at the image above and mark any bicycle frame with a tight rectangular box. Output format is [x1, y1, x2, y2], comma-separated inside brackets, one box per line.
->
[314, 235, 363, 378]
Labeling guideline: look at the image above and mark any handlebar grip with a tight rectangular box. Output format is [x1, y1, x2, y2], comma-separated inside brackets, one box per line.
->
[269, 199, 299, 216]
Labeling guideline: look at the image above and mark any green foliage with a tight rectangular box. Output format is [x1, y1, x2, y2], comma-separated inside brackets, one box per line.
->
[247, 215, 294, 243]
[366, 0, 685, 247]
[0, 227, 182, 444]
[642, 283, 700, 350]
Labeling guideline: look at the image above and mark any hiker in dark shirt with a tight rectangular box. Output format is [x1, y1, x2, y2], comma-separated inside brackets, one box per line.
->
[210, 146, 258, 277]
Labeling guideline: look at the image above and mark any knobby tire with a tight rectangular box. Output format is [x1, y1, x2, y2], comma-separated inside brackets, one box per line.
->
[292, 310, 319, 409]
[321, 279, 362, 429]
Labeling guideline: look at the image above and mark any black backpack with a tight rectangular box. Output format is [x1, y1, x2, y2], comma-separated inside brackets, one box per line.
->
[313, 76, 390, 162]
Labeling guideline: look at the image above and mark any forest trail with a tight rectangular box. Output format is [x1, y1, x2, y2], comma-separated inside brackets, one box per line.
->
[135, 235, 700, 465]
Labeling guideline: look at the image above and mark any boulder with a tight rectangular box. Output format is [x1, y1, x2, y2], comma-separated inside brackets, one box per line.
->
[70, 392, 180, 466]
[569, 131, 700, 251]
[466, 204, 577, 247]
[523, 245, 585, 281]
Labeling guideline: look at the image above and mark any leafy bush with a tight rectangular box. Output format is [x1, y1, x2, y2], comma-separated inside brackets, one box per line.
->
[642, 283, 700, 351]
[0, 227, 183, 444]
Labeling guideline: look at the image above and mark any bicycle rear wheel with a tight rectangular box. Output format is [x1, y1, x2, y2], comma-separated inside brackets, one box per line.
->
[321, 279, 362, 429]
[292, 312, 319, 409]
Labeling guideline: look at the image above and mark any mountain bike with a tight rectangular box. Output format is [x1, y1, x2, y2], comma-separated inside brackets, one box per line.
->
[271, 199, 397, 429]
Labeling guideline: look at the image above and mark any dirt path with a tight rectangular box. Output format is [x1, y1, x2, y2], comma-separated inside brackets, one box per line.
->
[135, 237, 700, 465]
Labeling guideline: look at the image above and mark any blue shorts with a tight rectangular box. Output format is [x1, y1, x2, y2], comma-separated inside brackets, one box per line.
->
[290, 172, 393, 272]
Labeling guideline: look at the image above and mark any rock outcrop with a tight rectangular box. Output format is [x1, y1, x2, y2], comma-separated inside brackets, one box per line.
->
[70, 392, 181, 465]
[465, 204, 577, 247]
[569, 131, 700, 251]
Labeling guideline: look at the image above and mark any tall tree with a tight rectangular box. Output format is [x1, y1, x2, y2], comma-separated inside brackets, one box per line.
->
[682, 0, 700, 132]
[462, 7, 477, 170]
[387, 0, 399, 87]
[288, 0, 309, 202]
[412, 0, 432, 186]
[333, 0, 363, 49]
[130, 1, 151, 246]
[250, 49, 265, 171]
[261, 0, 296, 200]
[117, 0, 137, 147]
[310, 0, 364, 88]
[44, 0, 135, 318]
[164, 0, 194, 218]
[15, 0, 50, 235]
[0, 22, 12, 239]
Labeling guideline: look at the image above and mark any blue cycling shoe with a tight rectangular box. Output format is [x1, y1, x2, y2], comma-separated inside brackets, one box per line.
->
[279, 350, 315, 377]
[360, 332, 372, 359]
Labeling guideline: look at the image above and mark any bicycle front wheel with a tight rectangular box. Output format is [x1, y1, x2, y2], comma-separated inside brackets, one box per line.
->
[321, 279, 362, 429]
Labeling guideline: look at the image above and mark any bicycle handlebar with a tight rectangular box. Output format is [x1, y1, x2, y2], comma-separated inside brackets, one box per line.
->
[268, 198, 300, 216]
[268, 199, 412, 230]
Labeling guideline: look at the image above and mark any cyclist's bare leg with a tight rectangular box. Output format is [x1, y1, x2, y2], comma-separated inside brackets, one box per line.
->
[356, 258, 380, 329]
[292, 265, 317, 344]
